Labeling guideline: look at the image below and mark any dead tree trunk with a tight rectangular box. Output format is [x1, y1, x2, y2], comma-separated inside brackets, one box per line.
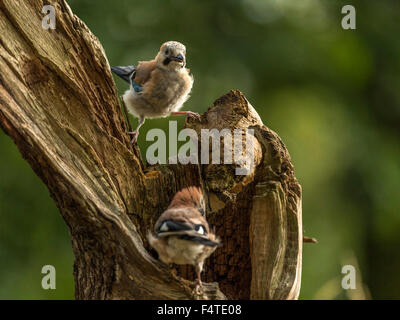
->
[0, 0, 302, 300]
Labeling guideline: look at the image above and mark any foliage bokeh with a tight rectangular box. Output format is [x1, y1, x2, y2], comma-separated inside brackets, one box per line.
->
[0, 0, 399, 299]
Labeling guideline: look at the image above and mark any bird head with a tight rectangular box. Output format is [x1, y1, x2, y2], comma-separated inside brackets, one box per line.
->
[156, 41, 187, 70]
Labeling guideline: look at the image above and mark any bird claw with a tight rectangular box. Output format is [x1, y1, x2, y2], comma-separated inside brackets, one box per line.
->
[127, 131, 139, 144]
[192, 280, 204, 296]
[186, 111, 201, 120]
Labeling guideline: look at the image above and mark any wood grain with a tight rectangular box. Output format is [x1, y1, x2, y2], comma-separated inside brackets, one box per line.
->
[0, 0, 302, 300]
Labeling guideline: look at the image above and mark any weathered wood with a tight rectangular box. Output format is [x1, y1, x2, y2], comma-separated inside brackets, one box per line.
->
[0, 0, 303, 300]
[171, 92, 303, 299]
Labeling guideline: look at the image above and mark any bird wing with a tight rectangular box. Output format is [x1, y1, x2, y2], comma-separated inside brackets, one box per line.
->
[111, 60, 157, 86]
[111, 65, 136, 84]
[155, 217, 220, 247]
[134, 60, 157, 85]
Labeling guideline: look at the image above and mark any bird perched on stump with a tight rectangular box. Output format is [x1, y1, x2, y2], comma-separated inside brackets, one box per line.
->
[111, 41, 199, 143]
[147, 186, 220, 294]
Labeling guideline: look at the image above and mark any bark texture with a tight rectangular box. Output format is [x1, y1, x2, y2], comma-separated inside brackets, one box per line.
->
[0, 0, 303, 300]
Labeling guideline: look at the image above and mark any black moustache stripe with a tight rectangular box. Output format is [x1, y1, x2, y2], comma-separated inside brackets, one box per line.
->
[163, 57, 171, 65]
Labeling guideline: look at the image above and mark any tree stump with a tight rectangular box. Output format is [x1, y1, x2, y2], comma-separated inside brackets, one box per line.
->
[0, 0, 302, 300]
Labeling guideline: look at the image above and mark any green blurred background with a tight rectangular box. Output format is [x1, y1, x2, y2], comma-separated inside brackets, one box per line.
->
[1, 0, 399, 299]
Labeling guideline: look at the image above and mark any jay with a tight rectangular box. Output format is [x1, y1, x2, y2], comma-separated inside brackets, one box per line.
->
[147, 186, 220, 294]
[111, 41, 199, 143]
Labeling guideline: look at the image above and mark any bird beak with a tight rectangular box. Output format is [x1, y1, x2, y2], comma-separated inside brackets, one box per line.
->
[171, 53, 184, 62]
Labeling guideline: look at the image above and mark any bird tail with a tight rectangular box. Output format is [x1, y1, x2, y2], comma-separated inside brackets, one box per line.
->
[168, 186, 206, 216]
[111, 65, 136, 84]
